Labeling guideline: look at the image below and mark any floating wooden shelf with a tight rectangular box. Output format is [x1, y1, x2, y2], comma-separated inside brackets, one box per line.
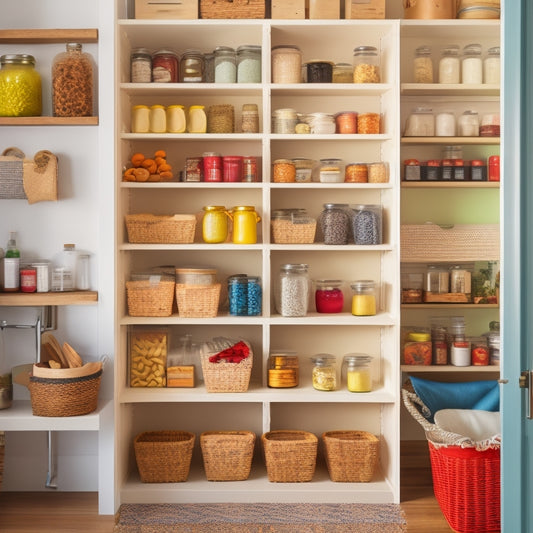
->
[0, 28, 98, 44]
[0, 291, 98, 306]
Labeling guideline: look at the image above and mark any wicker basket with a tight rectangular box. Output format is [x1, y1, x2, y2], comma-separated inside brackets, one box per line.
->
[271, 218, 317, 244]
[200, 0, 265, 19]
[201, 341, 253, 392]
[126, 279, 175, 317]
[322, 430, 379, 482]
[262, 430, 318, 482]
[134, 431, 195, 483]
[175, 283, 221, 318]
[125, 214, 196, 244]
[28, 369, 102, 417]
[200, 430, 256, 481]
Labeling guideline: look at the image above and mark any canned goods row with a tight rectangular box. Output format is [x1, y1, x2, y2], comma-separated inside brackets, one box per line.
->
[182, 154, 259, 182]
[404, 156, 499, 182]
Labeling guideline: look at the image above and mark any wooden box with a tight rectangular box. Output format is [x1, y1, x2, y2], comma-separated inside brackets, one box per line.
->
[135, 0, 198, 19]
[200, 0, 265, 19]
[272, 0, 305, 19]
[345, 0, 385, 19]
[309, 0, 340, 19]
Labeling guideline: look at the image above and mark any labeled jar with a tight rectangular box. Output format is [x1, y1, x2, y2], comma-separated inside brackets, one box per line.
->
[149, 104, 166, 133]
[351, 280, 377, 316]
[352, 204, 382, 245]
[202, 152, 222, 182]
[241, 103, 259, 133]
[276, 263, 310, 317]
[0, 54, 42, 116]
[414, 45, 433, 83]
[268, 352, 299, 388]
[315, 279, 344, 313]
[462, 43, 483, 84]
[180, 49, 204, 82]
[229, 206, 261, 244]
[436, 111, 456, 136]
[272, 108, 298, 134]
[237, 45, 261, 83]
[343, 354, 372, 392]
[319, 158, 343, 182]
[332, 62, 353, 83]
[202, 205, 229, 243]
[185, 157, 203, 181]
[345, 163, 368, 183]
[187, 105, 207, 133]
[52, 43, 94, 117]
[335, 111, 357, 134]
[131, 47, 152, 83]
[357, 113, 380, 134]
[470, 159, 487, 181]
[293, 158, 314, 182]
[404, 107, 435, 136]
[320, 203, 350, 245]
[484, 46, 500, 84]
[166, 104, 186, 133]
[222, 156, 243, 182]
[458, 110, 479, 136]
[131, 104, 150, 133]
[214, 46, 237, 83]
[20, 267, 37, 293]
[439, 45, 460, 84]
[306, 60, 333, 83]
[471, 337, 489, 366]
[273, 159, 296, 183]
[152, 49, 179, 82]
[311, 354, 337, 391]
[271, 45, 302, 83]
[353, 46, 380, 83]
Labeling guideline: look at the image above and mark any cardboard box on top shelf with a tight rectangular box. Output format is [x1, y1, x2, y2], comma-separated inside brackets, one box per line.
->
[135, 0, 198, 19]
[309, 0, 341, 19]
[345, 0, 386, 19]
[272, 0, 306, 19]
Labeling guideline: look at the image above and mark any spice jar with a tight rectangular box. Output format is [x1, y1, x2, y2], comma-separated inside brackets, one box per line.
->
[241, 103, 259, 133]
[152, 49, 179, 82]
[311, 354, 337, 391]
[462, 43, 483, 84]
[332, 63, 353, 83]
[237, 45, 261, 83]
[404, 107, 435, 136]
[228, 206, 261, 244]
[352, 204, 382, 245]
[202, 152, 222, 182]
[404, 332, 432, 365]
[439, 45, 460, 84]
[131, 104, 150, 133]
[343, 354, 372, 392]
[166, 104, 186, 133]
[357, 112, 380, 134]
[319, 158, 343, 182]
[202, 205, 229, 243]
[276, 263, 310, 317]
[222, 156, 243, 182]
[458, 110, 479, 136]
[315, 279, 344, 313]
[180, 49, 204, 82]
[268, 351, 299, 388]
[271, 45, 302, 83]
[320, 203, 350, 245]
[306, 60, 333, 83]
[335, 111, 357, 134]
[414, 45, 433, 83]
[435, 111, 456, 136]
[272, 108, 298, 134]
[351, 280, 377, 316]
[131, 47, 152, 83]
[149, 104, 166, 133]
[0, 54, 42, 116]
[353, 46, 380, 83]
[214, 46, 237, 83]
[273, 159, 296, 183]
[484, 46, 500, 84]
[345, 163, 368, 183]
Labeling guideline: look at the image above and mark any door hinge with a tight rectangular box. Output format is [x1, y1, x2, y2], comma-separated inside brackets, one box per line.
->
[519, 370, 533, 420]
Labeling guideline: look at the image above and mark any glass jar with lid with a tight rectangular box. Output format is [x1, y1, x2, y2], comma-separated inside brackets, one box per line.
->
[315, 279, 344, 313]
[342, 354, 373, 392]
[351, 280, 377, 316]
[204, 52, 215, 83]
[130, 47, 152, 83]
[268, 351, 299, 388]
[319, 203, 350, 245]
[458, 110, 479, 136]
[319, 158, 344, 182]
[353, 46, 380, 83]
[308, 113, 336, 134]
[228, 275, 248, 315]
[414, 45, 433, 83]
[152, 49, 179, 82]
[404, 107, 435, 136]
[214, 46, 237, 83]
[180, 49, 204, 82]
[292, 158, 314, 182]
[450, 265, 472, 298]
[237, 45, 261, 83]
[202, 205, 229, 243]
[435, 111, 456, 136]
[273, 159, 296, 183]
[275, 263, 310, 317]
[0, 54, 42, 116]
[306, 60, 334, 83]
[271, 45, 302, 83]
[332, 62, 353, 83]
[352, 204, 382, 245]
[272, 107, 298, 134]
[462, 43, 483, 84]
[439, 45, 460, 84]
[311, 354, 337, 391]
[241, 103, 259, 133]
[425, 265, 449, 294]
[484, 46, 500, 84]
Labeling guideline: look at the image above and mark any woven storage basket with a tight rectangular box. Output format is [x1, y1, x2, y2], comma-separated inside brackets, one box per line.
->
[200, 430, 256, 481]
[322, 430, 379, 482]
[175, 283, 221, 318]
[28, 369, 102, 417]
[125, 214, 196, 244]
[271, 218, 317, 244]
[126, 279, 175, 317]
[262, 430, 318, 482]
[201, 341, 253, 392]
[134, 431, 195, 483]
[200, 0, 265, 19]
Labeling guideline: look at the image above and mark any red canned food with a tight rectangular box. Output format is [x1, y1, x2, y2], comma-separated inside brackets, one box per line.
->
[152, 50, 179, 83]
[20, 267, 37, 293]
[488, 155, 500, 181]
[202, 152, 222, 182]
[223, 156, 243, 182]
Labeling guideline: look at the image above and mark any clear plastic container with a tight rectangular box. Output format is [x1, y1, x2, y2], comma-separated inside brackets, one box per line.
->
[439, 45, 460, 84]
[353, 46, 380, 83]
[228, 274, 262, 316]
[425, 265, 450, 294]
[458, 110, 480, 136]
[435, 111, 456, 136]
[332, 62, 353, 83]
[414, 45, 433, 83]
[311, 354, 337, 391]
[342, 354, 373, 392]
[404, 107, 435, 136]
[308, 113, 336, 134]
[292, 158, 314, 182]
[319, 158, 344, 182]
[51, 243, 78, 292]
[351, 280, 377, 316]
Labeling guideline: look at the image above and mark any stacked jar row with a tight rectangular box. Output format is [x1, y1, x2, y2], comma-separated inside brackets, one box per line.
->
[183, 154, 259, 182]
[131, 45, 261, 84]
[403, 155, 499, 182]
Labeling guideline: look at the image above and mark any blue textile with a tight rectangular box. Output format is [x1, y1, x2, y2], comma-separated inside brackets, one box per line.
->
[410, 376, 500, 423]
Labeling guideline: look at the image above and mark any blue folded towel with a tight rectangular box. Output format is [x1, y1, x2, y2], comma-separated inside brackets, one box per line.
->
[410, 376, 500, 423]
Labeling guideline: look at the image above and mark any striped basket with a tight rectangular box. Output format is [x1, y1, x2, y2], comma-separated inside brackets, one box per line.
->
[125, 214, 196, 244]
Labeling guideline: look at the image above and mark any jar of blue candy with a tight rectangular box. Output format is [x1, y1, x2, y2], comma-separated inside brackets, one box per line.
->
[228, 274, 262, 316]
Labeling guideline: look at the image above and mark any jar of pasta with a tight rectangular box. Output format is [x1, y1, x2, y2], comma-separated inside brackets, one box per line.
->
[0, 54, 42, 116]
[353, 46, 380, 83]
[271, 45, 302, 83]
[311, 354, 337, 391]
[345, 163, 368, 183]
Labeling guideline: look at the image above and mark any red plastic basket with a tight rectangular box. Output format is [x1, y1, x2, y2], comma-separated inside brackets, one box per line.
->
[428, 441, 500, 533]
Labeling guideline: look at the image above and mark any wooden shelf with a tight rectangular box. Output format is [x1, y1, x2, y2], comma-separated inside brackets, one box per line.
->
[401, 137, 500, 145]
[401, 83, 499, 97]
[0, 28, 98, 44]
[0, 116, 98, 126]
[401, 365, 500, 373]
[0, 291, 98, 307]
[402, 181, 499, 188]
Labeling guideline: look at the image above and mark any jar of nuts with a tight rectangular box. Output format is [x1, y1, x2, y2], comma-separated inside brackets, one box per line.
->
[52, 43, 94, 117]
[353, 46, 380, 83]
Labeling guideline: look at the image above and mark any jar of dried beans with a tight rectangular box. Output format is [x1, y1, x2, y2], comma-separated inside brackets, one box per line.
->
[357, 112, 380, 134]
[52, 44, 94, 117]
[276, 263, 310, 317]
[353, 46, 380, 83]
[320, 203, 350, 245]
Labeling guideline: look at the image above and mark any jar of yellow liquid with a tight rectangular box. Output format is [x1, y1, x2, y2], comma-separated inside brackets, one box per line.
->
[202, 205, 229, 243]
[228, 206, 261, 244]
[343, 354, 373, 392]
[351, 280, 376, 316]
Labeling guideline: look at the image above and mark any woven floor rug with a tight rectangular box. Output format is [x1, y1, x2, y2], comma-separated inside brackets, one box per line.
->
[114, 502, 407, 533]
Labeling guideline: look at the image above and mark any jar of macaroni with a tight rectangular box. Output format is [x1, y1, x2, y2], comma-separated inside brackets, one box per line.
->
[414, 45, 433, 83]
[268, 352, 299, 388]
[439, 45, 460, 84]
[0, 54, 42, 116]
[311, 354, 337, 391]
[353, 46, 380, 83]
[271, 45, 302, 83]
[351, 280, 376, 316]
[342, 354, 372, 392]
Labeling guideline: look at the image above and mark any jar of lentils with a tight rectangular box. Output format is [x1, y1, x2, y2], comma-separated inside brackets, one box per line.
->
[130, 47, 152, 83]
[271, 45, 302, 83]
[320, 203, 350, 245]
[237, 45, 261, 83]
[0, 54, 42, 116]
[273, 159, 296, 183]
[353, 46, 380, 83]
[276, 263, 310, 317]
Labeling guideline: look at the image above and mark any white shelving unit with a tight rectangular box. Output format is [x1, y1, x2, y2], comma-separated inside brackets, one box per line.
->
[115, 13, 400, 505]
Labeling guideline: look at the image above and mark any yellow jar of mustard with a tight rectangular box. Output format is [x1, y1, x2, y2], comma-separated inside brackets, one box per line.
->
[229, 206, 261, 244]
[202, 205, 229, 243]
[0, 54, 42, 116]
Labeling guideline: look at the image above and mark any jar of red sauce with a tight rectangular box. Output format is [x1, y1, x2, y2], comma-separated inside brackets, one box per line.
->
[488, 155, 500, 181]
[471, 337, 489, 366]
[223, 156, 243, 182]
[152, 50, 179, 83]
[20, 267, 37, 293]
[315, 279, 344, 313]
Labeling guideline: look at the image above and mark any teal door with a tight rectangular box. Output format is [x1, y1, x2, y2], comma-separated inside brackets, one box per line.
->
[503, 2, 533, 531]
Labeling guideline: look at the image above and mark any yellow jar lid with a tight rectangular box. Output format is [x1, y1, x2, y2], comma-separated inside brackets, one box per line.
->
[190, 105, 205, 110]
[133, 104, 149, 110]
[167, 104, 184, 109]
[407, 332, 431, 342]
[203, 205, 226, 211]
[150, 104, 165, 110]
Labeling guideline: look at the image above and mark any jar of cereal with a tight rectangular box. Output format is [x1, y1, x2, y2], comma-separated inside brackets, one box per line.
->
[353, 46, 380, 83]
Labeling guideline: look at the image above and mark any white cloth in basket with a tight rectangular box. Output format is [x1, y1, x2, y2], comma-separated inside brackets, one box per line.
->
[434, 409, 501, 445]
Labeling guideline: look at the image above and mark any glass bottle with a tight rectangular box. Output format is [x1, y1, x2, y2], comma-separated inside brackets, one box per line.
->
[130, 47, 152, 83]
[3, 232, 20, 292]
[268, 351, 299, 388]
[315, 279, 344, 313]
[353, 46, 380, 83]
[311, 354, 337, 391]
[214, 46, 237, 83]
[228, 206, 261, 244]
[351, 280, 377, 316]
[276, 263, 310, 317]
[202, 205, 229, 243]
[319, 203, 350, 245]
[51, 243, 78, 292]
[414, 45, 433, 83]
[332, 62, 353, 83]
[425, 265, 449, 295]
[484, 46, 500, 84]
[237, 45, 261, 83]
[77, 254, 90, 290]
[462, 43, 483, 84]
[0, 54, 42, 116]
[343, 353, 372, 392]
[439, 45, 460, 84]
[0, 322, 12, 409]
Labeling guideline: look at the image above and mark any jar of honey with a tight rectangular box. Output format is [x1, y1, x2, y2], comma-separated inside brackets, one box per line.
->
[268, 352, 299, 388]
[0, 54, 42, 116]
[202, 205, 229, 243]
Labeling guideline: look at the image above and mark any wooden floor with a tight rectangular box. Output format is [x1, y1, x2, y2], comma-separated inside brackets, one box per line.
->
[0, 441, 453, 533]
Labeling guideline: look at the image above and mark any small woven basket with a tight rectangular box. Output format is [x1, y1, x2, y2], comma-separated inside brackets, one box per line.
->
[201, 343, 253, 393]
[134, 431, 195, 483]
[28, 369, 102, 417]
[262, 430, 318, 482]
[125, 214, 196, 244]
[175, 283, 221, 318]
[126, 279, 175, 317]
[322, 430, 379, 482]
[271, 218, 317, 244]
[200, 430, 256, 481]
